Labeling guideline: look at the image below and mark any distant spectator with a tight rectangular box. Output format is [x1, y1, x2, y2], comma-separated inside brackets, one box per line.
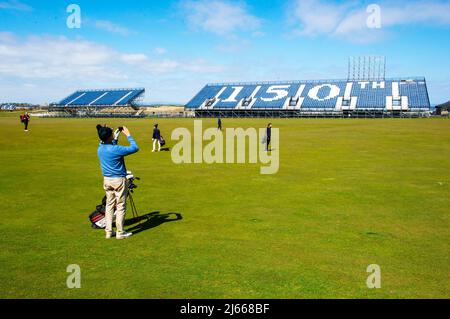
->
[20, 112, 30, 132]
[152, 124, 161, 152]
[266, 123, 272, 151]
[218, 117, 222, 131]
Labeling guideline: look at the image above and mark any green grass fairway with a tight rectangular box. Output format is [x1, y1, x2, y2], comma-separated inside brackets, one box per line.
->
[0, 114, 449, 299]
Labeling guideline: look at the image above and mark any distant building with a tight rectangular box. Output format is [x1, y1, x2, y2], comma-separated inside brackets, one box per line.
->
[435, 101, 450, 116]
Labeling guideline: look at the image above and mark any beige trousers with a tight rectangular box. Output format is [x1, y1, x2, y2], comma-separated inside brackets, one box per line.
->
[103, 177, 128, 236]
[152, 138, 161, 151]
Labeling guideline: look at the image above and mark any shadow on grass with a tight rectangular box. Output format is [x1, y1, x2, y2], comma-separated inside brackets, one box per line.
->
[124, 211, 183, 236]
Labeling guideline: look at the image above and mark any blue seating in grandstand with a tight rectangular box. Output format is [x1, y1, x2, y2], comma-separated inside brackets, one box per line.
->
[72, 91, 105, 105]
[117, 90, 145, 106]
[302, 82, 347, 109]
[253, 84, 300, 109]
[399, 81, 429, 109]
[0, 104, 16, 111]
[59, 92, 83, 106]
[351, 81, 387, 109]
[93, 91, 129, 106]
[214, 85, 258, 108]
[57, 88, 145, 107]
[186, 85, 223, 107]
[186, 78, 430, 111]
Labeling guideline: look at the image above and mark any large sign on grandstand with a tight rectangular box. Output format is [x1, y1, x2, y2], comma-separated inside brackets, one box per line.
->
[186, 78, 430, 111]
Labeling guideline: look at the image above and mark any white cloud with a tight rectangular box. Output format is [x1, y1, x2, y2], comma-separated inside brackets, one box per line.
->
[0, 34, 224, 79]
[150, 59, 180, 74]
[183, 59, 225, 73]
[289, 0, 350, 36]
[0, 33, 225, 103]
[216, 36, 251, 53]
[121, 53, 225, 75]
[381, 2, 450, 26]
[289, 0, 450, 42]
[154, 47, 167, 55]
[0, 31, 14, 42]
[121, 53, 149, 64]
[0, 35, 121, 80]
[0, 0, 31, 11]
[179, 0, 262, 35]
[251, 31, 265, 38]
[95, 20, 132, 36]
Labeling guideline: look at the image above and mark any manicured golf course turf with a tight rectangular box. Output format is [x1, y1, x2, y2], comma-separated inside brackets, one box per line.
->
[0, 113, 449, 298]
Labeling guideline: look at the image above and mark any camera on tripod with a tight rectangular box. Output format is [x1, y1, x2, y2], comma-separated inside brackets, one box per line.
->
[125, 171, 141, 221]
[88, 170, 142, 229]
[126, 171, 140, 193]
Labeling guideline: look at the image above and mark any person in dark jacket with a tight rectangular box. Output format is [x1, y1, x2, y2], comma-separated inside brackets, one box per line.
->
[20, 112, 30, 131]
[152, 124, 161, 152]
[218, 118, 222, 131]
[266, 123, 272, 151]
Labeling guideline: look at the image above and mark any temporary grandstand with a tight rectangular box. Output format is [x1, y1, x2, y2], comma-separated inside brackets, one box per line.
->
[186, 57, 431, 118]
[186, 78, 431, 118]
[0, 104, 16, 111]
[50, 88, 146, 117]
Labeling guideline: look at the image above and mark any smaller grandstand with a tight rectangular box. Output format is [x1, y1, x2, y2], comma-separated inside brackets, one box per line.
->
[49, 88, 146, 117]
[55, 88, 144, 107]
[0, 104, 16, 111]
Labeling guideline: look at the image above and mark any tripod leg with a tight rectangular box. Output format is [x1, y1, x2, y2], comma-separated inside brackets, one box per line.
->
[127, 193, 142, 223]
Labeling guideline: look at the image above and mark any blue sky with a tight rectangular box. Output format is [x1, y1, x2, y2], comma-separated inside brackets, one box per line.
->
[0, 0, 449, 104]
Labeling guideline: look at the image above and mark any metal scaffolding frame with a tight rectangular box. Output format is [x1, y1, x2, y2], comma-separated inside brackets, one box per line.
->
[348, 55, 386, 82]
[194, 109, 430, 119]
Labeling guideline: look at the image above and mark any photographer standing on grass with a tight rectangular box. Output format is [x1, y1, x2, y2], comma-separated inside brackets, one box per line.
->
[97, 125, 139, 240]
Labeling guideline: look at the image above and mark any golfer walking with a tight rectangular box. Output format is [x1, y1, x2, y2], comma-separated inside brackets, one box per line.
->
[97, 125, 139, 240]
[152, 124, 161, 152]
[266, 123, 272, 151]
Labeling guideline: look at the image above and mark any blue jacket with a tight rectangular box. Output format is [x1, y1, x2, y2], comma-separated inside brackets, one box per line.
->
[98, 136, 139, 178]
[153, 128, 161, 139]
